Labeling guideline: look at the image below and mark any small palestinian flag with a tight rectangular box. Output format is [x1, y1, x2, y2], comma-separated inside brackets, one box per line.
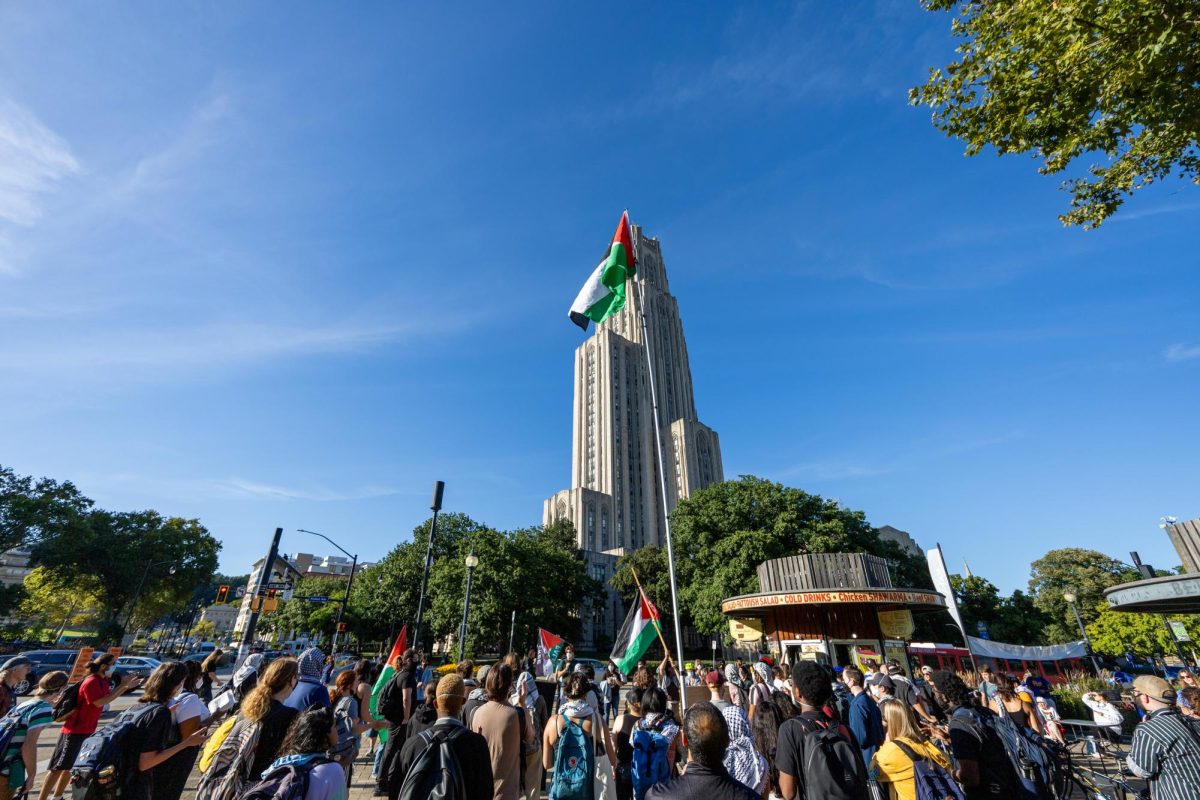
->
[369, 625, 407, 743]
[569, 211, 637, 330]
[611, 588, 661, 675]
[537, 628, 566, 676]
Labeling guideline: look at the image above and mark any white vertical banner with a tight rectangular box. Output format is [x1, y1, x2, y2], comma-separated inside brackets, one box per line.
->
[926, 543, 968, 638]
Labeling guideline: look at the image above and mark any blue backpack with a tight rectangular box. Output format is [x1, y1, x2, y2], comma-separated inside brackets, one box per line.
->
[892, 740, 965, 800]
[630, 718, 671, 800]
[549, 714, 593, 800]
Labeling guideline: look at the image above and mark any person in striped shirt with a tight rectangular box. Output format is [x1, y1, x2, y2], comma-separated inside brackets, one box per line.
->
[1126, 675, 1200, 800]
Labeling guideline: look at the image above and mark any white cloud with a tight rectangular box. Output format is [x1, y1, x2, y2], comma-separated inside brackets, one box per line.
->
[1165, 343, 1200, 362]
[218, 479, 401, 502]
[0, 97, 79, 226]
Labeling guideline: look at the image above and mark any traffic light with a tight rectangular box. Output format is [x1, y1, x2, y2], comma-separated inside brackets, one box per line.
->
[263, 588, 279, 613]
[337, 622, 348, 633]
[215, 585, 230, 604]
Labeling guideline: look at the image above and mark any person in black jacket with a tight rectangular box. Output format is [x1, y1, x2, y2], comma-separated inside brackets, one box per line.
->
[393, 673, 492, 800]
[646, 702, 758, 800]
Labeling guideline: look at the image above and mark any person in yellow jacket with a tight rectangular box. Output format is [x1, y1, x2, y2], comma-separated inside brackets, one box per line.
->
[870, 699, 953, 800]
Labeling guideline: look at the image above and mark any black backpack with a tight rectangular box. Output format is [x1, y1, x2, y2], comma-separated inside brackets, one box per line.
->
[379, 672, 408, 723]
[52, 681, 81, 723]
[949, 707, 1021, 797]
[398, 725, 467, 800]
[790, 716, 868, 800]
[71, 703, 162, 798]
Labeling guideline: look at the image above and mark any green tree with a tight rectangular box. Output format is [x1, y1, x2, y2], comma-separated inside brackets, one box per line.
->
[0, 465, 93, 554]
[994, 590, 1050, 645]
[1087, 605, 1200, 657]
[32, 512, 220, 641]
[911, 0, 1200, 228]
[948, 575, 1050, 645]
[612, 546, 672, 611]
[1028, 548, 1137, 643]
[670, 476, 928, 636]
[19, 566, 103, 638]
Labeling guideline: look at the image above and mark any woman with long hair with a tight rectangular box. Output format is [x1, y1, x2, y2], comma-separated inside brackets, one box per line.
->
[197, 658, 300, 800]
[870, 699, 952, 800]
[328, 668, 369, 782]
[199, 650, 224, 702]
[770, 688, 797, 720]
[128, 662, 210, 800]
[154, 659, 211, 799]
[751, 698, 787, 800]
[612, 687, 644, 800]
[256, 707, 346, 800]
[472, 663, 533, 800]
[747, 661, 773, 720]
[987, 674, 1041, 734]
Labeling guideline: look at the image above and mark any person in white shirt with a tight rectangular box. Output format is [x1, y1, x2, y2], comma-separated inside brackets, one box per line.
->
[1082, 690, 1125, 745]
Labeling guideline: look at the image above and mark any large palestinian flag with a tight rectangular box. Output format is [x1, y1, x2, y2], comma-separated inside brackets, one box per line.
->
[569, 211, 637, 330]
[610, 588, 661, 675]
[369, 625, 407, 743]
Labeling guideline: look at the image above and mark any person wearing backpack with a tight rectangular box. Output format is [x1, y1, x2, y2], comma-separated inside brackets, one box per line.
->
[775, 660, 868, 800]
[613, 688, 645, 800]
[328, 670, 370, 784]
[246, 706, 347, 800]
[473, 663, 534, 800]
[393, 673, 493, 800]
[630, 687, 681, 800]
[38, 653, 142, 800]
[155, 659, 212, 800]
[118, 661, 210, 800]
[870, 699, 957, 800]
[0, 671, 68, 800]
[643, 702, 759, 800]
[841, 667, 884, 775]
[196, 657, 300, 800]
[926, 670, 1018, 800]
[543, 671, 598, 800]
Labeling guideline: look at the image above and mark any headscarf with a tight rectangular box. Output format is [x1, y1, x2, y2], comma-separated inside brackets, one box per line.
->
[509, 670, 538, 711]
[297, 648, 324, 680]
[753, 662, 772, 686]
[724, 664, 742, 687]
[722, 705, 767, 793]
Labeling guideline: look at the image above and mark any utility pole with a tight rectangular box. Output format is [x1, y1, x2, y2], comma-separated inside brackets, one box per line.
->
[236, 527, 282, 670]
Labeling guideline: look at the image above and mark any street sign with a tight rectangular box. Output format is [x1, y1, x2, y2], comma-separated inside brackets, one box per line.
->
[267, 582, 292, 590]
[1169, 620, 1190, 642]
[236, 586, 246, 598]
[304, 596, 329, 604]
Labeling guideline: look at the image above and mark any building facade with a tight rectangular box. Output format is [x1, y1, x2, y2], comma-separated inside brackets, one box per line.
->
[199, 602, 239, 636]
[545, 225, 724, 648]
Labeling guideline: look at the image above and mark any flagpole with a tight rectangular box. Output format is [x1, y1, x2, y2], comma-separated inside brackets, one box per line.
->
[630, 566, 674, 662]
[630, 220, 689, 715]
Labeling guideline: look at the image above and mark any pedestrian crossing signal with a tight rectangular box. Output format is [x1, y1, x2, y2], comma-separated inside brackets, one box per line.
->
[337, 622, 348, 632]
[216, 585, 230, 604]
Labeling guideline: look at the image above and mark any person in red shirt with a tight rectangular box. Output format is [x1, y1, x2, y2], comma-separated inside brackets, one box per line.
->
[37, 654, 142, 800]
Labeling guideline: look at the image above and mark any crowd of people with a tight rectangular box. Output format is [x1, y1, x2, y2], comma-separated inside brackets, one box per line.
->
[0, 647, 1197, 800]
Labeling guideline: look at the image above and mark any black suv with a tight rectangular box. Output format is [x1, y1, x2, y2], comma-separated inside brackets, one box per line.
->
[15, 650, 79, 695]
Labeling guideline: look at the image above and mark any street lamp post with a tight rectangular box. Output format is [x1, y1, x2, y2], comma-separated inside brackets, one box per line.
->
[414, 481, 445, 653]
[125, 559, 176, 634]
[459, 550, 478, 662]
[297, 529, 358, 655]
[1063, 590, 1102, 675]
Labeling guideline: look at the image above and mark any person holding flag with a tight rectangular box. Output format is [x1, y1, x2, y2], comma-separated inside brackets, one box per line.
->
[369, 626, 409, 798]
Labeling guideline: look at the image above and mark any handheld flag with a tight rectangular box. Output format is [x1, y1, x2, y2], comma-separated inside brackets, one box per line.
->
[537, 628, 566, 677]
[569, 211, 637, 330]
[610, 589, 661, 675]
[369, 625, 408, 742]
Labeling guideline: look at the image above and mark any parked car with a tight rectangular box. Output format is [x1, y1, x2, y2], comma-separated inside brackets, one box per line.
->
[16, 650, 80, 695]
[112, 656, 162, 682]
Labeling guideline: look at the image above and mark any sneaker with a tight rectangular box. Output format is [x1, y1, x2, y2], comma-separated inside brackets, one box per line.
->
[372, 789, 387, 797]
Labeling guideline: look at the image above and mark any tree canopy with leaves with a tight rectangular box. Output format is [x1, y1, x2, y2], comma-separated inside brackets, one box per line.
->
[350, 514, 600, 656]
[1087, 605, 1200, 656]
[950, 574, 1050, 645]
[627, 476, 930, 636]
[1027, 547, 1138, 642]
[911, 0, 1200, 228]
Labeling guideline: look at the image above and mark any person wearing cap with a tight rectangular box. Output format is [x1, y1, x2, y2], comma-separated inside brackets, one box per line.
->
[392, 672, 493, 800]
[0, 657, 31, 718]
[705, 669, 734, 712]
[1082, 689, 1125, 745]
[842, 666, 884, 772]
[869, 674, 896, 704]
[1127, 674, 1200, 800]
[0, 671, 68, 800]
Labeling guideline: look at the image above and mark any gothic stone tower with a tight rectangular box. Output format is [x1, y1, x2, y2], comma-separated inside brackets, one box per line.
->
[544, 226, 724, 647]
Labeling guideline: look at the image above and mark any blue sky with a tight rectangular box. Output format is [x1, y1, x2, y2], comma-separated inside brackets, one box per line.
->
[2, 2, 1197, 596]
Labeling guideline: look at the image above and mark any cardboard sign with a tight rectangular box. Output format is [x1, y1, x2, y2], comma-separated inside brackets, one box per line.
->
[68, 648, 95, 684]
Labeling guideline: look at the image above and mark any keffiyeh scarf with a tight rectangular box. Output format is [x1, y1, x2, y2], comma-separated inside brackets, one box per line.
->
[297, 648, 325, 680]
[561, 699, 593, 719]
[722, 705, 767, 793]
